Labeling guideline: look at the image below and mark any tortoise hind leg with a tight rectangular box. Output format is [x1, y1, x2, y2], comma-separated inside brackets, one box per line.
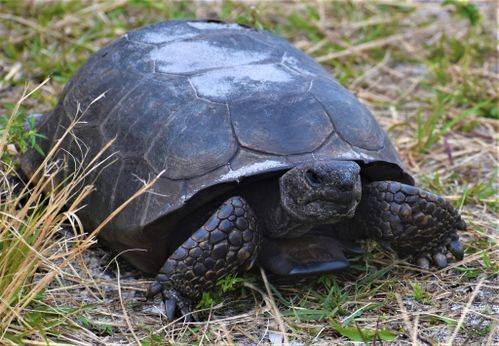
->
[146, 196, 260, 321]
[355, 181, 466, 268]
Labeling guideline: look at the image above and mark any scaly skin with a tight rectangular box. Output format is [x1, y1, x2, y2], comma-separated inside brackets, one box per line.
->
[354, 181, 466, 267]
[146, 196, 260, 321]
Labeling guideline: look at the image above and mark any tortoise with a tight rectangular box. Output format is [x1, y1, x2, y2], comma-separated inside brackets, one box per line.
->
[20, 20, 466, 321]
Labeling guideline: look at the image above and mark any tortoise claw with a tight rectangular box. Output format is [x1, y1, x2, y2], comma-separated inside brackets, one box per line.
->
[146, 279, 196, 322]
[158, 286, 196, 322]
[432, 252, 448, 268]
[165, 297, 177, 321]
[447, 239, 464, 260]
[175, 294, 197, 322]
[178, 304, 199, 322]
[145, 280, 162, 300]
[416, 256, 430, 269]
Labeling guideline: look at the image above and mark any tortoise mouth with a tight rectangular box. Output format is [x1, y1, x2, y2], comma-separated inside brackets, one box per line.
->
[303, 188, 362, 209]
[318, 201, 357, 217]
[281, 196, 360, 224]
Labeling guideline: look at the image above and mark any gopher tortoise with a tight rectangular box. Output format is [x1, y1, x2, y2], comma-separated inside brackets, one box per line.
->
[21, 20, 466, 320]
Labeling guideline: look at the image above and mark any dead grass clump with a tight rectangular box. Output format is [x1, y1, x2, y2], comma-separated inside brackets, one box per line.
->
[0, 85, 161, 344]
[0, 86, 103, 343]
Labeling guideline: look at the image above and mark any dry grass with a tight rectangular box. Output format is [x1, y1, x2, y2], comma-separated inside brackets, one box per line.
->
[0, 84, 108, 342]
[0, 86, 161, 343]
[0, 0, 497, 345]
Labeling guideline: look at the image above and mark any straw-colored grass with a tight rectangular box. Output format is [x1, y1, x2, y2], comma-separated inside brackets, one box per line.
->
[0, 85, 163, 344]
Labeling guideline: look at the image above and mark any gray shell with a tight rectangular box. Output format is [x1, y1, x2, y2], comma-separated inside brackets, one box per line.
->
[25, 20, 412, 272]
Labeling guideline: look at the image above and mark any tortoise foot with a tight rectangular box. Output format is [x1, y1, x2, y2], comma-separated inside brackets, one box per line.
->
[358, 181, 466, 268]
[146, 196, 260, 321]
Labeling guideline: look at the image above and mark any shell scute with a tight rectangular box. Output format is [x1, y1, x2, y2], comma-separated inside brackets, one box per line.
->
[190, 63, 302, 103]
[311, 79, 385, 150]
[231, 92, 333, 155]
[152, 33, 279, 75]
[144, 98, 237, 179]
[103, 78, 194, 159]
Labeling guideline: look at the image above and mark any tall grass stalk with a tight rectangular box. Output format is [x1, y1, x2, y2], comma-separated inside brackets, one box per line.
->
[0, 84, 161, 342]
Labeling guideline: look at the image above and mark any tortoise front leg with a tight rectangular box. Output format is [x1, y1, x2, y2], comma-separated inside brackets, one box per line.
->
[354, 181, 466, 268]
[146, 196, 260, 321]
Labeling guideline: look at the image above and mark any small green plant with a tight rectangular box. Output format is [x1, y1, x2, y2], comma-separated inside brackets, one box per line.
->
[459, 169, 498, 211]
[316, 275, 349, 317]
[2, 296, 90, 344]
[217, 273, 247, 293]
[443, 0, 481, 26]
[77, 314, 114, 336]
[413, 92, 490, 153]
[420, 313, 457, 326]
[0, 81, 50, 163]
[329, 319, 397, 343]
[196, 292, 217, 310]
[140, 332, 164, 346]
[410, 282, 431, 304]
[196, 273, 249, 310]
[0, 106, 46, 157]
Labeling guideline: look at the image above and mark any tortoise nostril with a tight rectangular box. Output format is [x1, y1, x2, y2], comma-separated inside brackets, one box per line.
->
[305, 170, 323, 186]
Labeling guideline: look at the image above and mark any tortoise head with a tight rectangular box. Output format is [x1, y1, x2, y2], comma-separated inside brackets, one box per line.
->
[279, 160, 362, 224]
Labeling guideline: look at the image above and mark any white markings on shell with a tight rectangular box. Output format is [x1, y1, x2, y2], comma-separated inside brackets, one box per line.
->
[356, 150, 379, 161]
[135, 25, 198, 44]
[281, 53, 316, 77]
[190, 64, 297, 100]
[151, 41, 269, 74]
[187, 21, 244, 31]
[220, 160, 287, 181]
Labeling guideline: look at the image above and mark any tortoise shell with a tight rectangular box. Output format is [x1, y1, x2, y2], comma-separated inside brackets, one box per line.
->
[23, 20, 412, 272]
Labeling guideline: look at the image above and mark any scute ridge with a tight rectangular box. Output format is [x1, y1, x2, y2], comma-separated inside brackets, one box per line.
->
[186, 77, 229, 105]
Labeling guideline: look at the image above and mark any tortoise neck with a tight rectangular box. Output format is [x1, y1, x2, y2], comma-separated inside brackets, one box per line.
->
[241, 176, 311, 239]
[266, 200, 313, 239]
